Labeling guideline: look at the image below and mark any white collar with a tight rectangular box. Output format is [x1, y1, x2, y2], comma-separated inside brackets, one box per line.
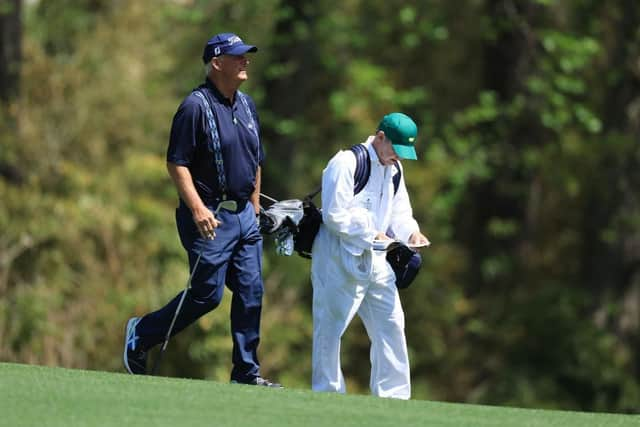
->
[363, 136, 383, 167]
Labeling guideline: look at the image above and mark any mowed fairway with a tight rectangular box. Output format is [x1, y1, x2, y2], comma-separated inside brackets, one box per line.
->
[0, 362, 636, 427]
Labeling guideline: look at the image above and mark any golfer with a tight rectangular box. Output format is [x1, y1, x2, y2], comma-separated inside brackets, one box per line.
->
[311, 113, 429, 399]
[124, 32, 280, 387]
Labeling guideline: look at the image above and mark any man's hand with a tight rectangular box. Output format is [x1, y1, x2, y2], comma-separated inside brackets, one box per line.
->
[167, 163, 221, 240]
[372, 232, 395, 251]
[408, 231, 430, 247]
[193, 205, 221, 240]
[375, 232, 393, 241]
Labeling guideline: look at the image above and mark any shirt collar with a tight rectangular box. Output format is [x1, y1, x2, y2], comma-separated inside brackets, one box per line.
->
[204, 78, 236, 106]
[364, 135, 383, 167]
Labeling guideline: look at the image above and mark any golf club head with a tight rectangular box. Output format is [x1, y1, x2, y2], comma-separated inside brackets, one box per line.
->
[216, 200, 238, 213]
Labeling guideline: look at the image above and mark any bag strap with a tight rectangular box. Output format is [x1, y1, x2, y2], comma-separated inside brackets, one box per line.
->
[194, 90, 228, 199]
[237, 91, 262, 168]
[351, 144, 402, 196]
[350, 144, 371, 195]
[238, 91, 258, 138]
[305, 144, 402, 201]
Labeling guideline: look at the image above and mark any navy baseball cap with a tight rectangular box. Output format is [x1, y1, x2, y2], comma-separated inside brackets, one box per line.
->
[202, 33, 257, 63]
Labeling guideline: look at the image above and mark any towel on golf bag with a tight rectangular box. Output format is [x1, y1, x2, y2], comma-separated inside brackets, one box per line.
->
[259, 199, 305, 256]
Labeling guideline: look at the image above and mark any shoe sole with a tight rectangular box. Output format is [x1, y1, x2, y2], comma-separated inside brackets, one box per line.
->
[123, 317, 139, 375]
[230, 379, 283, 388]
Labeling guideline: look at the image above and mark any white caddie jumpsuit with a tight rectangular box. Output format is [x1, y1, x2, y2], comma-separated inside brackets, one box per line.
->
[311, 136, 420, 399]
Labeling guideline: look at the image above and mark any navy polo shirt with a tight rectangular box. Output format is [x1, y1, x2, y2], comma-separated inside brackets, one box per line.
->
[167, 79, 264, 205]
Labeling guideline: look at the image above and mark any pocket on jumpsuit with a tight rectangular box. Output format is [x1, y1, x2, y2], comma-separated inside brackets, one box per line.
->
[337, 204, 375, 282]
[339, 244, 372, 282]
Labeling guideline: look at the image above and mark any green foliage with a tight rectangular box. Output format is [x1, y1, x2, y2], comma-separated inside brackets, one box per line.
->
[1, 0, 639, 414]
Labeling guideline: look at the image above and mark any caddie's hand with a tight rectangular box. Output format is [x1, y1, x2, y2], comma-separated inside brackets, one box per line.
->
[375, 232, 393, 241]
[193, 206, 221, 240]
[408, 231, 431, 247]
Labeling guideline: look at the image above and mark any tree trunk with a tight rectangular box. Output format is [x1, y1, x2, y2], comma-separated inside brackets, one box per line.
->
[0, 0, 21, 102]
[462, 0, 544, 295]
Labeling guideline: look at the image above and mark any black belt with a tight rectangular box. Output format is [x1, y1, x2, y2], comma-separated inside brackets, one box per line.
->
[179, 198, 248, 212]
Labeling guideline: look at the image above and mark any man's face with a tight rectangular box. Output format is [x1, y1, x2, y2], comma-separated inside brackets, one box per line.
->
[217, 54, 250, 82]
[374, 131, 401, 166]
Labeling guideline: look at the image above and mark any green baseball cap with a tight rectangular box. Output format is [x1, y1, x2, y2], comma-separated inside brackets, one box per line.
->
[377, 112, 418, 160]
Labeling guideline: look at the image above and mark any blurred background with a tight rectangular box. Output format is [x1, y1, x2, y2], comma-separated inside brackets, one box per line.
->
[0, 0, 639, 413]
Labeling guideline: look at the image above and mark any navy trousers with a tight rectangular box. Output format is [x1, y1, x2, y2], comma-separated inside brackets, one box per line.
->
[136, 200, 264, 382]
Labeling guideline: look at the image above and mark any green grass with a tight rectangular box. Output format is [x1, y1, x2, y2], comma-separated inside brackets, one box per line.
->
[0, 362, 636, 427]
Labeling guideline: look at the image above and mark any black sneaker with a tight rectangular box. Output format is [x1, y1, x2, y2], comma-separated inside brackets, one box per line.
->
[231, 377, 283, 388]
[123, 317, 147, 375]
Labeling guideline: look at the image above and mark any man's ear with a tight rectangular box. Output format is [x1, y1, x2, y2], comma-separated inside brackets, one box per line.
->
[211, 56, 223, 71]
[372, 130, 386, 153]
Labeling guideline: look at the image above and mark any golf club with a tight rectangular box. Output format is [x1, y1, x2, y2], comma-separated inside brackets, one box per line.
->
[259, 192, 278, 204]
[151, 199, 238, 375]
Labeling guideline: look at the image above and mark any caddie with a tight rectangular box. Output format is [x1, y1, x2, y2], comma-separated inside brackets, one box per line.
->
[311, 112, 430, 399]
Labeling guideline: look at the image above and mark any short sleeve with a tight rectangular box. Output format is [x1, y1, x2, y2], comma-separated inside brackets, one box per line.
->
[166, 97, 202, 166]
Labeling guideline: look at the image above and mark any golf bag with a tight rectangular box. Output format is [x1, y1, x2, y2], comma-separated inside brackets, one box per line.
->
[293, 195, 323, 258]
[293, 144, 401, 259]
